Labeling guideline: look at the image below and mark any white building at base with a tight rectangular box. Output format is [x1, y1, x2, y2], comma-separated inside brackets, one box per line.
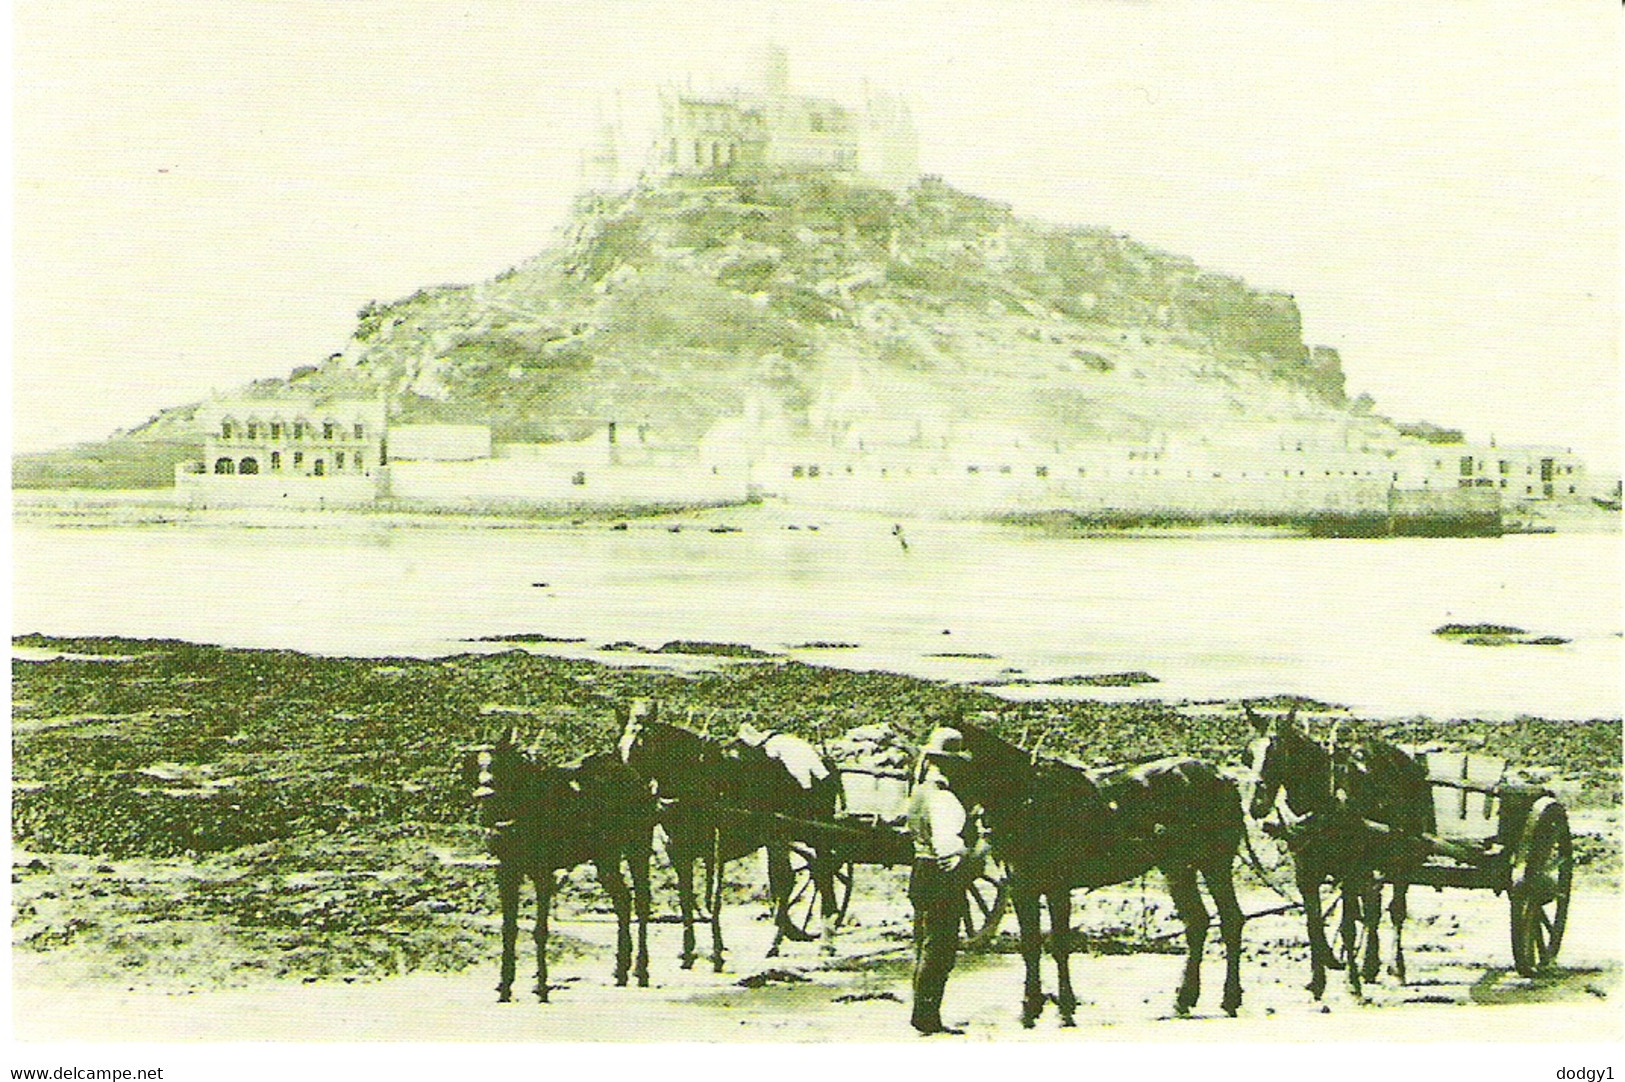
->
[175, 398, 386, 509]
[174, 392, 1592, 529]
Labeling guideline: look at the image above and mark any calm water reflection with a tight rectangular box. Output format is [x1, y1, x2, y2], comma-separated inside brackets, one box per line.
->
[13, 510, 1620, 720]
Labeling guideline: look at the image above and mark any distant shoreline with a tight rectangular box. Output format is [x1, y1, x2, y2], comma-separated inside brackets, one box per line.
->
[13, 487, 1619, 537]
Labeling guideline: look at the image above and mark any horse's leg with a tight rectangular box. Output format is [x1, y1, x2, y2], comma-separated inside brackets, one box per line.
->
[1297, 863, 1331, 1000]
[598, 856, 633, 987]
[533, 872, 553, 1002]
[815, 849, 839, 957]
[1046, 888, 1078, 1027]
[1165, 864, 1208, 1017]
[765, 843, 791, 958]
[708, 831, 726, 973]
[1360, 879, 1383, 985]
[1013, 883, 1046, 1028]
[632, 838, 653, 987]
[1201, 860, 1245, 1017]
[496, 864, 521, 1003]
[1339, 878, 1363, 999]
[674, 849, 698, 970]
[1388, 882, 1410, 985]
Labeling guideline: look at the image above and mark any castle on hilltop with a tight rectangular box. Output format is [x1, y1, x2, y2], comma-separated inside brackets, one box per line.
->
[583, 44, 918, 192]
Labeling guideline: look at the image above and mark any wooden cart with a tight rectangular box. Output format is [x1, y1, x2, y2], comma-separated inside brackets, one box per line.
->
[1406, 750, 1574, 976]
[759, 764, 1011, 948]
[1272, 749, 1575, 977]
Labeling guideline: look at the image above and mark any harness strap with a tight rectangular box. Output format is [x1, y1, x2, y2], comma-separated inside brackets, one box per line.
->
[1240, 814, 1307, 906]
[1324, 718, 1338, 803]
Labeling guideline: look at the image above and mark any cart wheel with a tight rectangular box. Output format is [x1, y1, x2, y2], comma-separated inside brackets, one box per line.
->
[782, 843, 854, 941]
[1510, 798, 1572, 977]
[962, 857, 1010, 948]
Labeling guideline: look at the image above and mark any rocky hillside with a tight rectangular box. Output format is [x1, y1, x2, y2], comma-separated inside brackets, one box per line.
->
[19, 169, 1390, 486]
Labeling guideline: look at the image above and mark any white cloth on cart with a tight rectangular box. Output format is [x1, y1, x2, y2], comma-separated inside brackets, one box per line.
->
[763, 732, 831, 790]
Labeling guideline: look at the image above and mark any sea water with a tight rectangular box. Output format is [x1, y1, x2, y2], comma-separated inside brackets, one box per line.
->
[11, 509, 1620, 720]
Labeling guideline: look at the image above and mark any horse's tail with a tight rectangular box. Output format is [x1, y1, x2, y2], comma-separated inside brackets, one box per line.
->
[1216, 769, 1248, 849]
[814, 763, 843, 816]
[1401, 746, 1437, 835]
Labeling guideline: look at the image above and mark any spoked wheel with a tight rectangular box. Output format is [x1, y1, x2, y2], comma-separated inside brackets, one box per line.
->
[1510, 798, 1573, 977]
[961, 857, 1010, 949]
[781, 842, 854, 941]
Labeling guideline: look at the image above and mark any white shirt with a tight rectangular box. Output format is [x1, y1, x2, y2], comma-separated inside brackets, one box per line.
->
[909, 767, 968, 863]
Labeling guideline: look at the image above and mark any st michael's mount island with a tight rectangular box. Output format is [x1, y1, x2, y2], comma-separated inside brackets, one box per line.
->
[24, 45, 1611, 537]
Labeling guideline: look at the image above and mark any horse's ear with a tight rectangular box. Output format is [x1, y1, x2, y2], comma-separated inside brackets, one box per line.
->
[1242, 701, 1267, 734]
[1285, 703, 1299, 728]
[1028, 727, 1049, 765]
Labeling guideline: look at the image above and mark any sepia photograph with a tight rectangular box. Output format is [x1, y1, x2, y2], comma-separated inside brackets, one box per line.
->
[10, 1, 1621, 1076]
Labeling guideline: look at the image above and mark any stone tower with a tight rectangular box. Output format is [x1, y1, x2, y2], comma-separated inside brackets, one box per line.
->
[761, 42, 790, 97]
[859, 81, 919, 191]
[580, 95, 623, 192]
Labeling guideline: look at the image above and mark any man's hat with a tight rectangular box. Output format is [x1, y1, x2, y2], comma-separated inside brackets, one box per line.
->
[921, 726, 972, 761]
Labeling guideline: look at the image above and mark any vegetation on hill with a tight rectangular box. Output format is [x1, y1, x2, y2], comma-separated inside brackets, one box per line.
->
[13, 438, 201, 490]
[17, 170, 1429, 488]
[320, 172, 1359, 446]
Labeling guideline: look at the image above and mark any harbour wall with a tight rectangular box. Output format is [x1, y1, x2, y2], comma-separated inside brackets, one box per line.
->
[385, 459, 749, 510]
[170, 459, 1502, 533]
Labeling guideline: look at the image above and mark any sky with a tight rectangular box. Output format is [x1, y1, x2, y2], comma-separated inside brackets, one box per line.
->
[13, 0, 1621, 471]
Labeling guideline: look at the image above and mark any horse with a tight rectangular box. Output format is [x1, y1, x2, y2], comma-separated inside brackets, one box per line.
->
[1245, 704, 1434, 999]
[617, 700, 843, 972]
[467, 728, 656, 1002]
[953, 720, 1247, 1027]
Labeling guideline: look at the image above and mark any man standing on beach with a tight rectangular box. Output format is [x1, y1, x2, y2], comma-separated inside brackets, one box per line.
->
[907, 726, 985, 1036]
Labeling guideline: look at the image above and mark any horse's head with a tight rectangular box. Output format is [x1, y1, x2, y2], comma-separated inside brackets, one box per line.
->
[461, 742, 490, 796]
[1247, 704, 1323, 820]
[469, 726, 537, 833]
[617, 698, 659, 767]
[616, 707, 716, 803]
[947, 718, 1028, 810]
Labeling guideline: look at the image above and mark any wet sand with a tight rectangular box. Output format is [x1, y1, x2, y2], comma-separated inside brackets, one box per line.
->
[15, 881, 1619, 1044]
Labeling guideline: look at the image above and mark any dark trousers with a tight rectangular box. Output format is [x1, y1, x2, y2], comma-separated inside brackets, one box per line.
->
[909, 859, 962, 1031]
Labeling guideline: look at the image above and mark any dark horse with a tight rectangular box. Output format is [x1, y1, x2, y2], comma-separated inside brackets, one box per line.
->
[468, 729, 655, 1002]
[954, 721, 1247, 1027]
[617, 700, 843, 972]
[1246, 705, 1434, 999]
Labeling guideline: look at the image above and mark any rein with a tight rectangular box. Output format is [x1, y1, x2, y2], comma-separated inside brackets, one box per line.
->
[1324, 720, 1344, 805]
[1237, 814, 1306, 907]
